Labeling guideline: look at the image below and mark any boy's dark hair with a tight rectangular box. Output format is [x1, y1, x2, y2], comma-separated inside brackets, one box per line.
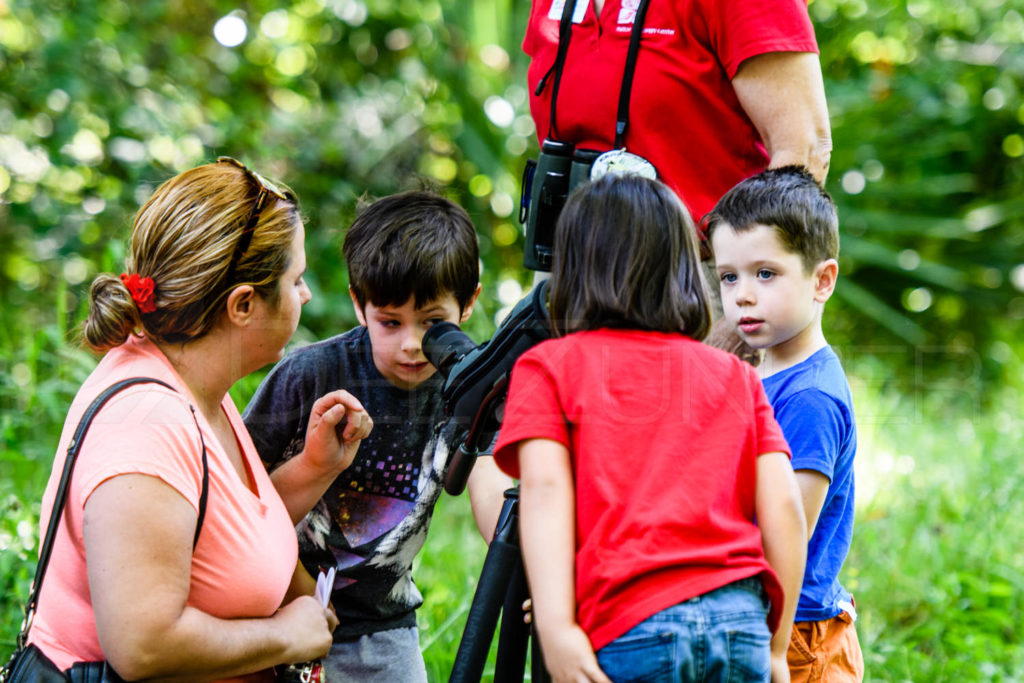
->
[550, 174, 710, 339]
[705, 165, 839, 272]
[344, 190, 479, 311]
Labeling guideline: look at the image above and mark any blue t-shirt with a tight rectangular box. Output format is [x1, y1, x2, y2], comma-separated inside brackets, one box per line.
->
[762, 346, 856, 622]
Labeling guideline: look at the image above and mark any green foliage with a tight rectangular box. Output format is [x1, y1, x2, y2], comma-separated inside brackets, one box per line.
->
[0, 485, 39, 651]
[839, 354, 1024, 681]
[810, 0, 1024, 381]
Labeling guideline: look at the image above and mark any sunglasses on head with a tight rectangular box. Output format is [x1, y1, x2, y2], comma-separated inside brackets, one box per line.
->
[217, 156, 297, 282]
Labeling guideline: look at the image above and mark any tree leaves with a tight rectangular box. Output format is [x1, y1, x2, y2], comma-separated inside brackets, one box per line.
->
[1, 0, 1022, 382]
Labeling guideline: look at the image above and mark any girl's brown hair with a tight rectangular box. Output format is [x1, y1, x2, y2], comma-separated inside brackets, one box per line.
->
[549, 174, 710, 339]
[82, 161, 301, 352]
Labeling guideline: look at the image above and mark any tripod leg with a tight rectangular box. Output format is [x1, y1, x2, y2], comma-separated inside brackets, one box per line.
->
[449, 492, 521, 683]
[493, 560, 530, 683]
[530, 630, 552, 683]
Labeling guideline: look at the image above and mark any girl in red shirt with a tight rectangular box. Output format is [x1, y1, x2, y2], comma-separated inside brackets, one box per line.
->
[494, 174, 807, 682]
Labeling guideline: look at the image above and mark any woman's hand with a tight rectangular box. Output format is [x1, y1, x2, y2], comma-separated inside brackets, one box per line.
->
[273, 595, 339, 663]
[303, 390, 373, 475]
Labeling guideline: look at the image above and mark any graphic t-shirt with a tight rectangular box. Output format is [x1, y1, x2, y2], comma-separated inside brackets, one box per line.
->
[244, 326, 450, 639]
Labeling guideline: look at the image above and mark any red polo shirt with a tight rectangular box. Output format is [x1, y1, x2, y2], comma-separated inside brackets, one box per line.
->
[525, 0, 818, 229]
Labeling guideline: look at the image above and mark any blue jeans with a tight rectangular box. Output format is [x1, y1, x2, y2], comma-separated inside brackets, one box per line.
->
[595, 577, 772, 683]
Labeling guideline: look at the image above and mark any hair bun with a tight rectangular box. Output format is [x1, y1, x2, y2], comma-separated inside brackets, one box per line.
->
[81, 274, 141, 352]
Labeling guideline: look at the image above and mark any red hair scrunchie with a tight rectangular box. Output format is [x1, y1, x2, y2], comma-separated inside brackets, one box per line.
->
[120, 273, 157, 314]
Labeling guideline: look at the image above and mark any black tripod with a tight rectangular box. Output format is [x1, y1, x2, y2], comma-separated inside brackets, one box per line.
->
[448, 487, 549, 683]
[442, 380, 550, 683]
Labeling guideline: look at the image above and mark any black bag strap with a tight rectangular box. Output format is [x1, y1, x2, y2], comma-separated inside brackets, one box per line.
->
[18, 377, 209, 648]
[540, 0, 654, 149]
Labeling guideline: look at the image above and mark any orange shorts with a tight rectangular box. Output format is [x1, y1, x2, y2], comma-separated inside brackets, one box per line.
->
[787, 611, 864, 682]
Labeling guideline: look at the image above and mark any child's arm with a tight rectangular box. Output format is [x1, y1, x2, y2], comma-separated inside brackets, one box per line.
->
[466, 455, 514, 543]
[756, 451, 807, 683]
[283, 561, 319, 605]
[794, 470, 830, 538]
[270, 390, 373, 523]
[771, 390, 847, 540]
[518, 438, 612, 683]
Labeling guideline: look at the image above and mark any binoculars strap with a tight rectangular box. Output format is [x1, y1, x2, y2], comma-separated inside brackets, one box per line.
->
[545, 0, 655, 148]
[615, 0, 654, 148]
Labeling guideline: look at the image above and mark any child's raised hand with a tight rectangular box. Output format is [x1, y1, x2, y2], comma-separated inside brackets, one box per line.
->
[303, 390, 373, 475]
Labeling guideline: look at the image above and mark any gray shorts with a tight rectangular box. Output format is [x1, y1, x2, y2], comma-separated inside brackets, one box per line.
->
[322, 627, 427, 683]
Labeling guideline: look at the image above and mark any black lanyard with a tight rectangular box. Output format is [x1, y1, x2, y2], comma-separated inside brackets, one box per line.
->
[539, 0, 653, 148]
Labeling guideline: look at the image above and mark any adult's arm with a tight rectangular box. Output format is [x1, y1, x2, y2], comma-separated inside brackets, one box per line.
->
[269, 390, 373, 524]
[518, 438, 611, 683]
[732, 51, 832, 183]
[85, 474, 336, 682]
[466, 455, 514, 544]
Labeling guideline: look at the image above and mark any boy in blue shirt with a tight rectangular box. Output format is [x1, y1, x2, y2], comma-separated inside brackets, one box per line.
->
[244, 191, 510, 682]
[707, 166, 864, 682]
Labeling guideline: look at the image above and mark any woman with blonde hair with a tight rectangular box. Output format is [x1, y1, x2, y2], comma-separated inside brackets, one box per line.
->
[24, 158, 371, 681]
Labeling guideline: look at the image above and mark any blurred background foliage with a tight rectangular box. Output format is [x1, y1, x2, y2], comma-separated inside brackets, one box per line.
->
[2, 0, 1022, 375]
[2, 0, 1024, 675]
[2, 0, 1024, 368]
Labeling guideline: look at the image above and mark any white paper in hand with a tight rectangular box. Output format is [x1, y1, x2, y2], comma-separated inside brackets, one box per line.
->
[314, 567, 336, 607]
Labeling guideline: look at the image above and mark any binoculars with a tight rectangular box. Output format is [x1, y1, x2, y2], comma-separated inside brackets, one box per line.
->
[520, 139, 601, 272]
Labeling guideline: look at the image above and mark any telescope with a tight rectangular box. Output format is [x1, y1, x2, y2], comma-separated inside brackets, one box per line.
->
[421, 281, 550, 495]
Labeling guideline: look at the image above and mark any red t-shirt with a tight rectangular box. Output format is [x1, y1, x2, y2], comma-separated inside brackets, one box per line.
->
[525, 0, 819, 227]
[494, 329, 791, 650]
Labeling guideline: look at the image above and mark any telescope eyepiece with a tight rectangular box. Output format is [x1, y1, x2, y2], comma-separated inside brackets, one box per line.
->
[422, 322, 478, 381]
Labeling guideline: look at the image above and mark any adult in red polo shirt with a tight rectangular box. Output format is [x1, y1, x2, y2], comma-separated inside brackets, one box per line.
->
[526, 0, 831, 230]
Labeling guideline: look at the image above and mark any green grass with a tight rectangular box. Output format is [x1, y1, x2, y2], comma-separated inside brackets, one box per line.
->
[841, 357, 1024, 682]
[417, 493, 498, 682]
[3, 315, 1024, 681]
